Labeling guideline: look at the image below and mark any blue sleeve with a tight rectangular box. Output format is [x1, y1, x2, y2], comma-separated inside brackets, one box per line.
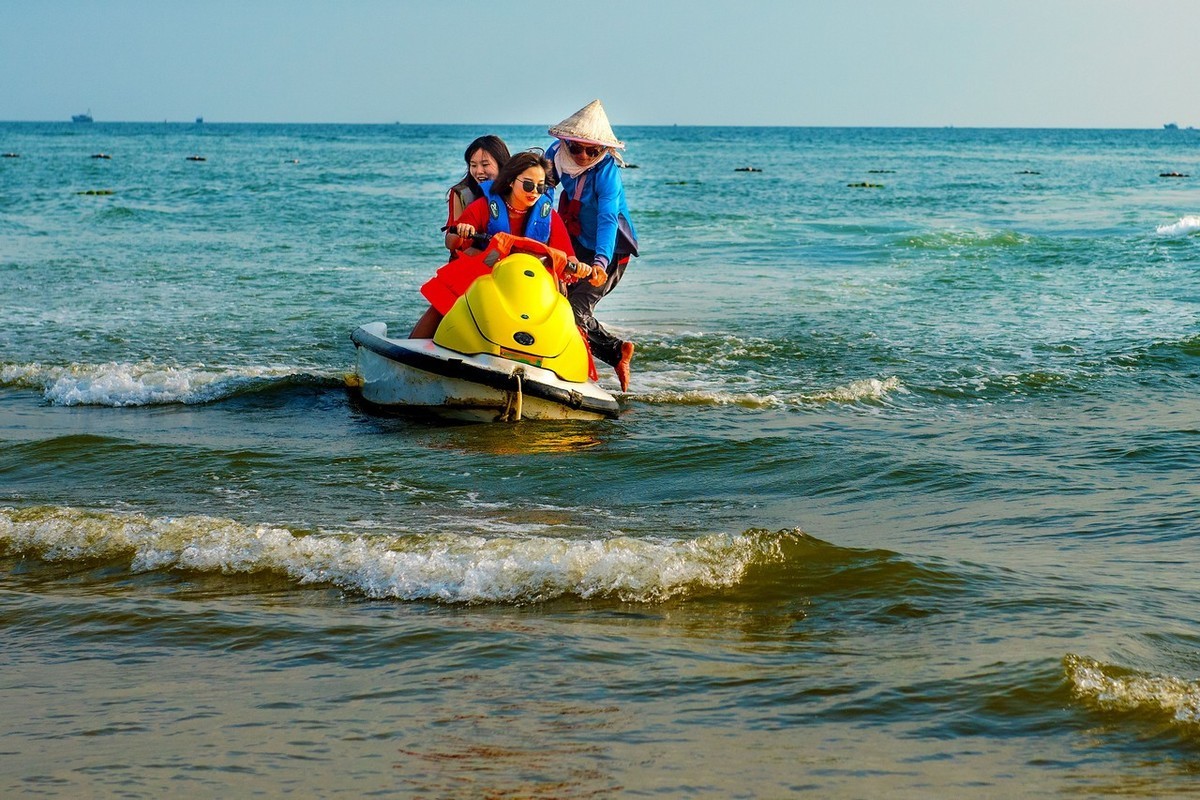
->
[589, 162, 623, 269]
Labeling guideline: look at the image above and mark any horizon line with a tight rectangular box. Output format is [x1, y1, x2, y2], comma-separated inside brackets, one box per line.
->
[1, 119, 1192, 131]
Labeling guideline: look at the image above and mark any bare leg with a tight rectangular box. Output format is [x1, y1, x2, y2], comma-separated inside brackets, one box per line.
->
[409, 306, 443, 339]
[615, 341, 634, 392]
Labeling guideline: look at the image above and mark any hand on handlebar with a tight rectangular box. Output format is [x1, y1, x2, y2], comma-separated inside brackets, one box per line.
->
[455, 223, 477, 240]
[564, 261, 607, 286]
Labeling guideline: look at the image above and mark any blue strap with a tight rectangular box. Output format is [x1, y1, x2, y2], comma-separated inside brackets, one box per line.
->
[483, 180, 552, 243]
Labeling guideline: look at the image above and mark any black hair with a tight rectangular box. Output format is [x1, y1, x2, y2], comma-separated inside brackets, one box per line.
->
[490, 151, 552, 199]
[457, 135, 511, 195]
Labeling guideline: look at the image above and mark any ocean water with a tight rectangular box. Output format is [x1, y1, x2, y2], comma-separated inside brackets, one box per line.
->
[2, 121, 1200, 797]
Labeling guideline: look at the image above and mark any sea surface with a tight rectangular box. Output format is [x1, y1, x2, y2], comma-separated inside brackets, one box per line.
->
[2, 121, 1199, 797]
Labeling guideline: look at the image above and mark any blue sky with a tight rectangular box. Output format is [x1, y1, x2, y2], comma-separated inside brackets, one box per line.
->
[2, 0, 1195, 127]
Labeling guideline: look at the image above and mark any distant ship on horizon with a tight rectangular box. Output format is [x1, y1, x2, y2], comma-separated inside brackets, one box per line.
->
[72, 110, 94, 123]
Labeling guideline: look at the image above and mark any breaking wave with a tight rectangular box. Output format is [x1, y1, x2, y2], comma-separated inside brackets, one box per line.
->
[1065, 654, 1200, 727]
[0, 361, 340, 406]
[0, 506, 798, 605]
[1155, 215, 1200, 237]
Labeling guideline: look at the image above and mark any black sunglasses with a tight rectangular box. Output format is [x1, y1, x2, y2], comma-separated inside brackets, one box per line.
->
[566, 142, 604, 158]
[516, 178, 547, 194]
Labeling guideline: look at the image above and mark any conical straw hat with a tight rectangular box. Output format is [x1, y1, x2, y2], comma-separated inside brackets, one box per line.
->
[548, 99, 625, 150]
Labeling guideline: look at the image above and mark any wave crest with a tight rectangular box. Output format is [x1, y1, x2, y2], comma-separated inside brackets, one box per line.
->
[1156, 215, 1200, 237]
[803, 376, 904, 404]
[899, 229, 1035, 250]
[636, 376, 904, 408]
[0, 361, 336, 406]
[1065, 654, 1200, 725]
[0, 506, 796, 605]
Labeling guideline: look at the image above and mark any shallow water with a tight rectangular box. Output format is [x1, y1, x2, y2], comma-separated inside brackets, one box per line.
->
[3, 122, 1200, 797]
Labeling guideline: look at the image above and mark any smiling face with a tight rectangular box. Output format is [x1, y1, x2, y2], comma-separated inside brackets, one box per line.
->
[468, 148, 500, 184]
[562, 139, 606, 168]
[508, 165, 546, 211]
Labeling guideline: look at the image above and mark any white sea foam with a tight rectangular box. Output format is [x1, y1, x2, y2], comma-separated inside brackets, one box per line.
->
[635, 387, 782, 408]
[0, 361, 326, 406]
[1155, 215, 1200, 237]
[633, 374, 904, 408]
[802, 376, 904, 404]
[0, 506, 785, 604]
[1065, 654, 1200, 725]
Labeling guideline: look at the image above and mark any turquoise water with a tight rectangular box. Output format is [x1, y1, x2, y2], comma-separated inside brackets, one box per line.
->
[3, 122, 1200, 797]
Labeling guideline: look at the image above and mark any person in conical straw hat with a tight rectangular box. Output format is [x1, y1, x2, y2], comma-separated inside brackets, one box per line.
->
[549, 99, 625, 151]
[546, 99, 640, 392]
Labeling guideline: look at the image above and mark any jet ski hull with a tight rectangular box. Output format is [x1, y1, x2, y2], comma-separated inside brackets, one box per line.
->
[350, 323, 620, 422]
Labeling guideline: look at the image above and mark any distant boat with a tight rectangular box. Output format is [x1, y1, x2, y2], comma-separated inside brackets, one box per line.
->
[195, 116, 204, 124]
[1164, 122, 1179, 130]
[72, 110, 94, 123]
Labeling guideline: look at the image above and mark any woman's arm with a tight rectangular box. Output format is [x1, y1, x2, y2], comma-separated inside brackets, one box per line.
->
[447, 191, 467, 229]
[445, 197, 487, 250]
[589, 165, 623, 269]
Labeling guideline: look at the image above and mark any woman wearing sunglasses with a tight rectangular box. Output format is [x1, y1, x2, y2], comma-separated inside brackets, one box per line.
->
[442, 151, 578, 257]
[411, 151, 593, 338]
[546, 99, 640, 392]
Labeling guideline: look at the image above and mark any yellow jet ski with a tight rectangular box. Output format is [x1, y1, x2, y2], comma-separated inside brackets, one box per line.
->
[351, 236, 620, 422]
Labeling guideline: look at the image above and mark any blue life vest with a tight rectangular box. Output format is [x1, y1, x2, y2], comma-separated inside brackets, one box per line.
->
[480, 180, 553, 243]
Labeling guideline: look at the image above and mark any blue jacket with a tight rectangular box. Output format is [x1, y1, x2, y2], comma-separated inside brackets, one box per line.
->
[479, 180, 553, 243]
[546, 141, 638, 269]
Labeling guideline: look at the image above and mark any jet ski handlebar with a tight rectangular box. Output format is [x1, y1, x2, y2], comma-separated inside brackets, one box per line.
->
[440, 228, 606, 286]
[439, 225, 491, 250]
